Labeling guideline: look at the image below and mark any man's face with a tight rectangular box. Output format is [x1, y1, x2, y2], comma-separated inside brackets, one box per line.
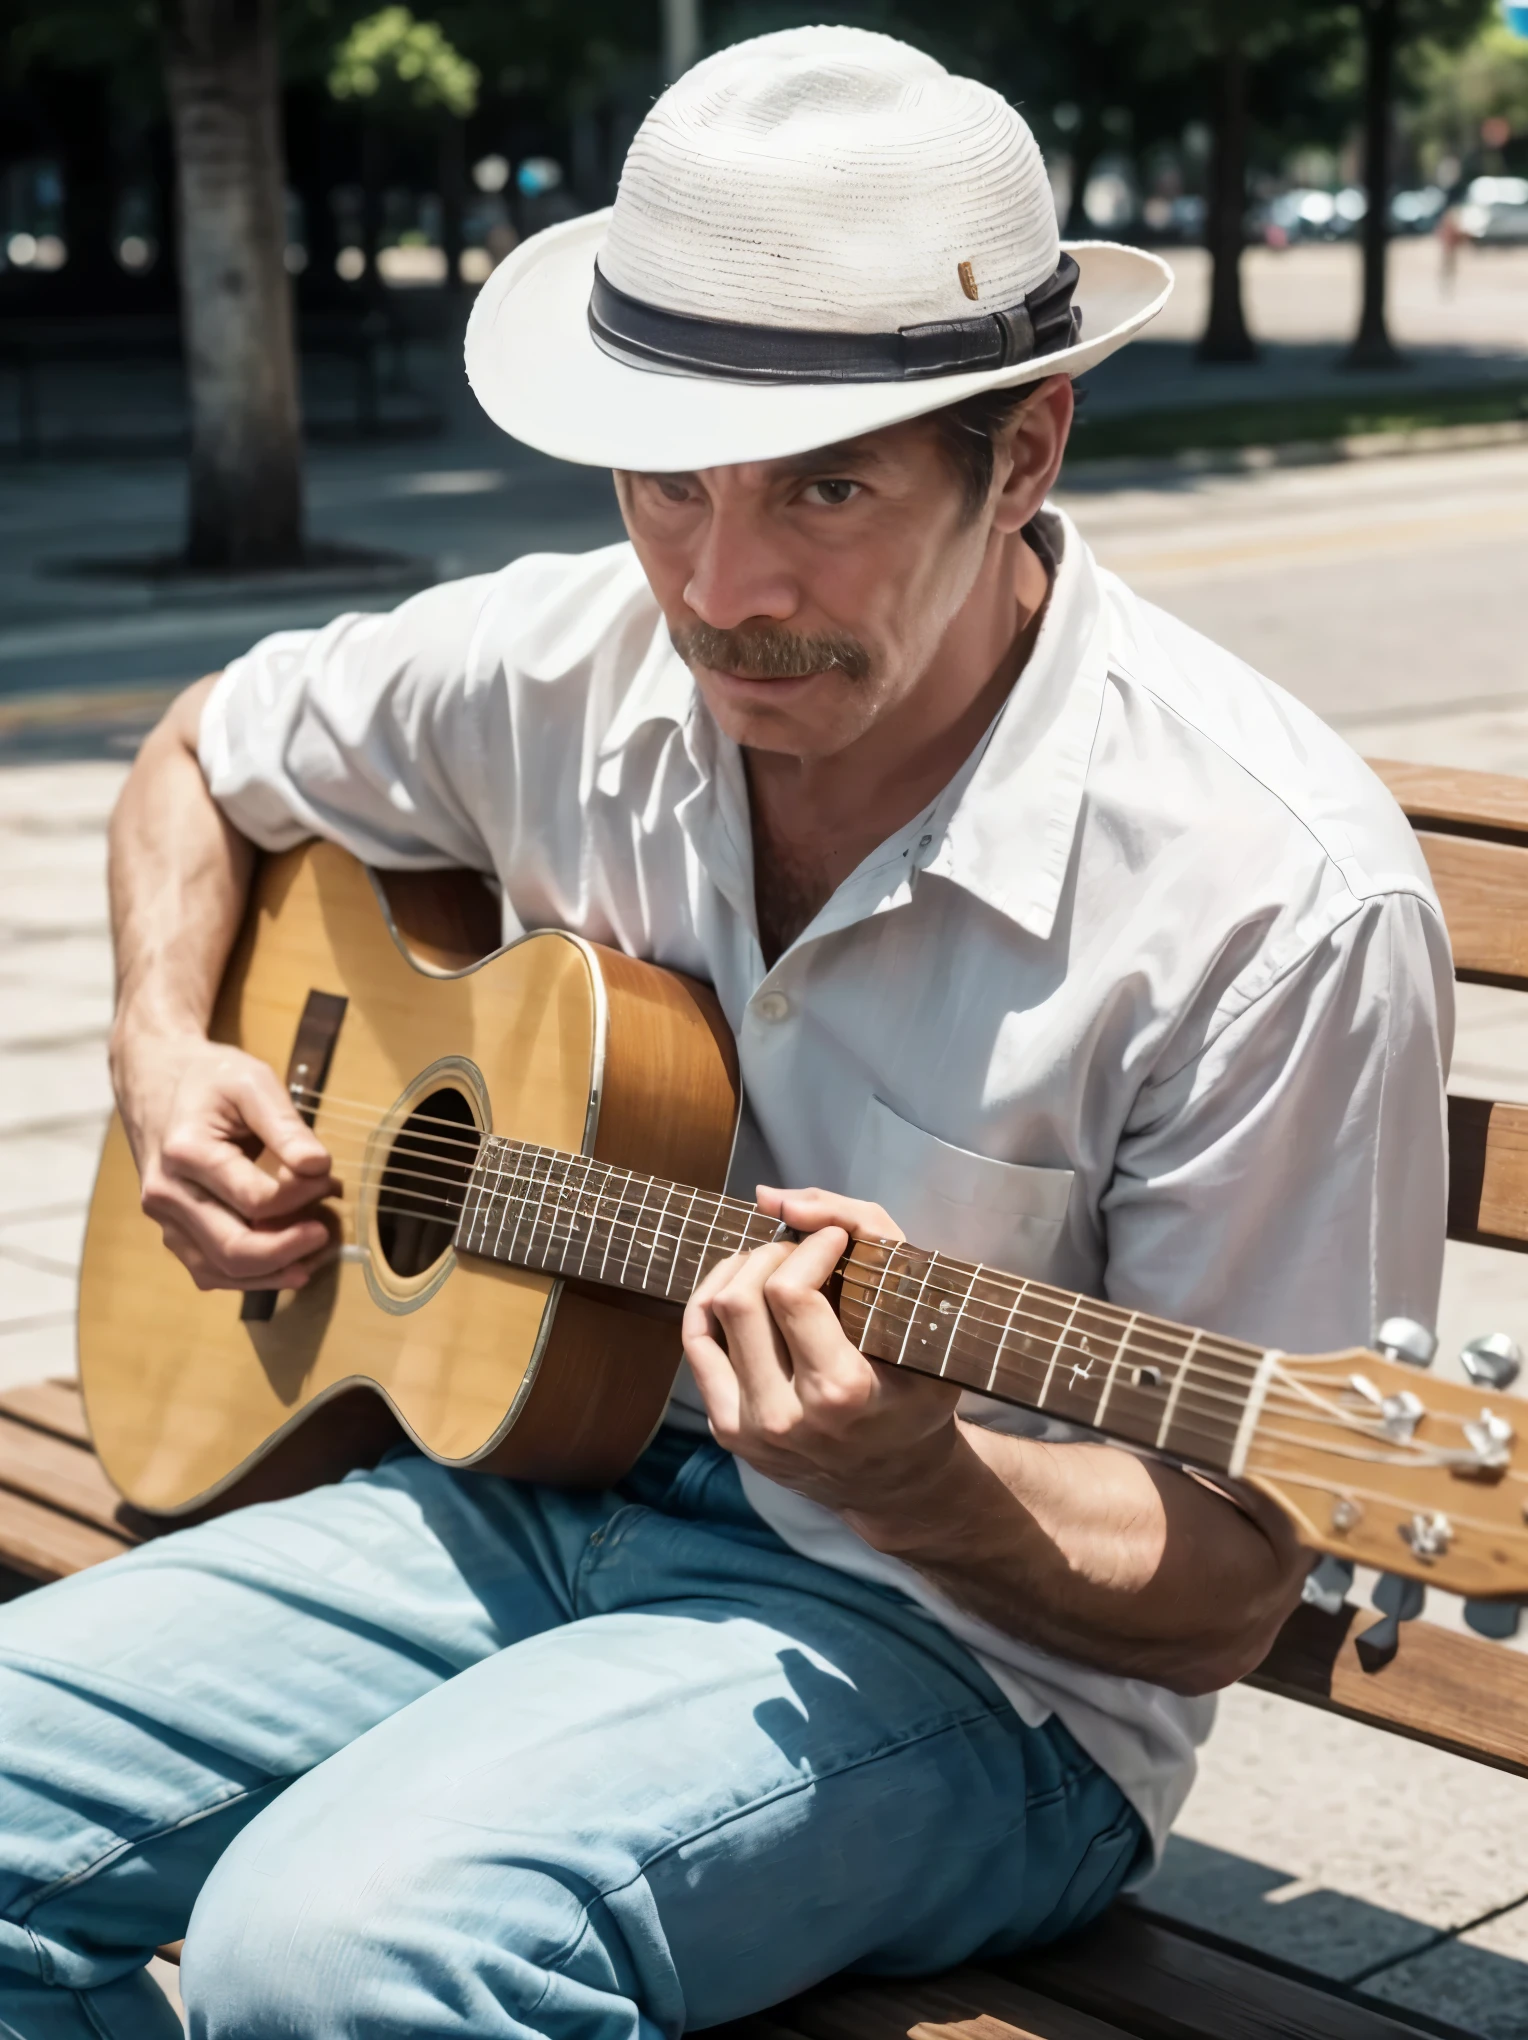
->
[614, 416, 999, 761]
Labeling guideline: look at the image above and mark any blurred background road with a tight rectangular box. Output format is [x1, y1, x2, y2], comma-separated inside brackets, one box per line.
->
[4, 0, 1528, 2030]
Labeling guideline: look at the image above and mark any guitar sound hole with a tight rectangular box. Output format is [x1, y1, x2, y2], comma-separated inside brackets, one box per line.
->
[376, 1087, 479, 1279]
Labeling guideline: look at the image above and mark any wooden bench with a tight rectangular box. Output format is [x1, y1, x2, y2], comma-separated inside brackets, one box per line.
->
[3, 755, 1527, 2038]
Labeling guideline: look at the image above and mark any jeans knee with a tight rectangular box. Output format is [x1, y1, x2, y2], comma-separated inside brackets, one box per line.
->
[180, 1822, 655, 2040]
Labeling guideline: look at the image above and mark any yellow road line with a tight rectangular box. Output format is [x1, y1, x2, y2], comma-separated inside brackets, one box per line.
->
[1099, 505, 1528, 580]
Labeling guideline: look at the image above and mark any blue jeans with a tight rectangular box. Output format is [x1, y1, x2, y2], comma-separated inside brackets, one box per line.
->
[0, 1429, 1142, 2039]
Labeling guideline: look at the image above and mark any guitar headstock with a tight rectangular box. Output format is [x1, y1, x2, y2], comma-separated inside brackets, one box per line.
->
[1239, 1344, 1528, 1598]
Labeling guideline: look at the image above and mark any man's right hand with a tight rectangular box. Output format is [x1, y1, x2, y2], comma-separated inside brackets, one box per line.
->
[115, 1032, 339, 1293]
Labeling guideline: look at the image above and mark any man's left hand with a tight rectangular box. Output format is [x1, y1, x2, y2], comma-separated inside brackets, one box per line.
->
[681, 1186, 962, 1514]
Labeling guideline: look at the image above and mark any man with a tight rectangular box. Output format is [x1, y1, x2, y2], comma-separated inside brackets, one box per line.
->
[0, 26, 1449, 2040]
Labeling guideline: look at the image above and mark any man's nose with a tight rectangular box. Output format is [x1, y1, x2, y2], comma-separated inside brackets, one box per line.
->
[683, 499, 798, 628]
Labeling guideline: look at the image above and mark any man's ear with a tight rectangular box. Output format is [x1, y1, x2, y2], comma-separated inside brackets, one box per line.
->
[990, 376, 1074, 535]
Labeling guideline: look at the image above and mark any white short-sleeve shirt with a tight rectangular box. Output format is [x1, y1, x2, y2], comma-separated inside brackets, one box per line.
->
[199, 507, 1452, 1857]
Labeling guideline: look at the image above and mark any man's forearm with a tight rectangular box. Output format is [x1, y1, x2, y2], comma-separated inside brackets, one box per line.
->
[841, 1422, 1306, 1694]
[108, 675, 250, 1067]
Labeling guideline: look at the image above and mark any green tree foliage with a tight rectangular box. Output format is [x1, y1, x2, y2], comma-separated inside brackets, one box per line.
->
[328, 4, 479, 117]
[1409, 16, 1528, 162]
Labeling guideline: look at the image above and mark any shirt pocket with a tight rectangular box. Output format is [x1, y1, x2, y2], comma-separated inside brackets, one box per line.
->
[848, 1095, 1074, 1278]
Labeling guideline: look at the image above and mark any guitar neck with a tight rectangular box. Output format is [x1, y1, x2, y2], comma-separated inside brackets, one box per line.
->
[453, 1136, 1267, 1475]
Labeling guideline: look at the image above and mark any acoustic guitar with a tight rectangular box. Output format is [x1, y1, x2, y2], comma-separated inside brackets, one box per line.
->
[79, 842, 1528, 1599]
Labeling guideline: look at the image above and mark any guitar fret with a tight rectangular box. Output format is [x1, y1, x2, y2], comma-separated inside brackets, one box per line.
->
[640, 1182, 669, 1292]
[694, 1194, 732, 1282]
[986, 1277, 1026, 1393]
[1156, 1329, 1202, 1451]
[665, 1186, 701, 1298]
[860, 1243, 899, 1353]
[941, 1265, 980, 1378]
[894, 1249, 936, 1367]
[576, 1159, 609, 1278]
[490, 1139, 520, 1260]
[507, 1146, 551, 1267]
[447, 1142, 1270, 1481]
[595, 1170, 632, 1283]
[1036, 1290, 1074, 1407]
[617, 1175, 648, 1286]
[568, 1153, 601, 1274]
[1091, 1310, 1137, 1432]
[539, 1152, 575, 1273]
[530, 1150, 565, 1269]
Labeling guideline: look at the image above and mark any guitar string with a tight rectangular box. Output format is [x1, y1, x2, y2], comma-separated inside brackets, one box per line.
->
[289, 1100, 1298, 1382]
[307, 1152, 1398, 1433]
[318, 1153, 1425, 1432]
[324, 1201, 1475, 1474]
[1236, 1463, 1528, 1538]
[332, 1183, 1404, 1456]
[272, 1104, 1492, 1448]
[335, 1125, 1271, 1377]
[279, 1101, 1305, 1370]
[298, 1184, 1475, 1467]
[285, 1093, 1517, 1429]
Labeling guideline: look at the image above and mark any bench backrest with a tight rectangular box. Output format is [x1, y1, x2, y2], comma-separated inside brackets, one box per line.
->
[1369, 759, 1528, 1253]
[1246, 759, 1528, 1775]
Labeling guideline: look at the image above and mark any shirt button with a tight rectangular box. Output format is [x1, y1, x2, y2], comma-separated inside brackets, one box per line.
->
[755, 991, 791, 1023]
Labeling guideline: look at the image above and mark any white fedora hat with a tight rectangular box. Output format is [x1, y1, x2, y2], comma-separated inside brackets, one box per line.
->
[465, 25, 1172, 472]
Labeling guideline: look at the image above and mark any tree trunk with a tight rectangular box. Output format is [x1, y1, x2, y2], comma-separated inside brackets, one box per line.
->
[160, 0, 304, 569]
[360, 114, 386, 311]
[439, 119, 466, 296]
[1198, 44, 1257, 364]
[55, 74, 125, 316]
[1345, 0, 1405, 370]
[1063, 109, 1105, 240]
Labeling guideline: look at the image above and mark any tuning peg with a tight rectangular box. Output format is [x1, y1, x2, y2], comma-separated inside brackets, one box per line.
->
[1376, 1317, 1438, 1368]
[1460, 1332, 1522, 1392]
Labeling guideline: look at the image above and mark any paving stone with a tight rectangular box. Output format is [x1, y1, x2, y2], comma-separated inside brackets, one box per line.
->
[0, 1050, 113, 1136]
[1149, 1685, 1528, 1967]
[0, 1206, 90, 1273]
[0, 1246, 77, 1323]
[0, 1131, 104, 1221]
[1361, 1903, 1528, 2040]
[0, 1315, 75, 1390]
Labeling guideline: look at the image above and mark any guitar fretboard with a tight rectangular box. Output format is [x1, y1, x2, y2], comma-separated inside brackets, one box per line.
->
[453, 1136, 1266, 1473]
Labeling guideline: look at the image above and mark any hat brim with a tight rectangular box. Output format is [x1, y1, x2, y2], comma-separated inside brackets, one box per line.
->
[465, 210, 1172, 471]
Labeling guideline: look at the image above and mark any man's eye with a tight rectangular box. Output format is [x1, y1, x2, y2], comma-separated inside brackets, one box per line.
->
[804, 478, 860, 506]
[651, 476, 695, 504]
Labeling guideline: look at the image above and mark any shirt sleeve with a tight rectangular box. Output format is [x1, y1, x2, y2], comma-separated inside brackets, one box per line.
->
[1100, 889, 1454, 1355]
[197, 574, 506, 871]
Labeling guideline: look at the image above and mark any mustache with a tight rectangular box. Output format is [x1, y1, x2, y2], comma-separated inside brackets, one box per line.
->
[670, 620, 873, 682]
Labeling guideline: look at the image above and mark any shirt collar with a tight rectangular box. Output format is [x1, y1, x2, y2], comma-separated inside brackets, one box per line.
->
[918, 507, 1110, 942]
[592, 508, 1110, 947]
[594, 618, 697, 779]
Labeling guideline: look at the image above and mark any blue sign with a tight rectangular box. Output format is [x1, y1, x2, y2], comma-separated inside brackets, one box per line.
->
[1506, 1, 1528, 38]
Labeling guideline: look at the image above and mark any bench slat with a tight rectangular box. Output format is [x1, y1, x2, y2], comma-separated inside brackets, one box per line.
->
[0, 1411, 145, 1542]
[1249, 1602, 1528, 1779]
[1413, 832, 1528, 986]
[1447, 1095, 1528, 1246]
[0, 1378, 92, 1447]
[0, 1486, 135, 1581]
[1015, 1907, 1456, 2040]
[1368, 758, 1528, 841]
[713, 1971, 1140, 2040]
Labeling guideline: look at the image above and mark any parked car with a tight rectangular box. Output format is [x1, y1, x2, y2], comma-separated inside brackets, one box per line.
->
[1260, 186, 1368, 245]
[1391, 185, 1447, 234]
[1455, 176, 1528, 244]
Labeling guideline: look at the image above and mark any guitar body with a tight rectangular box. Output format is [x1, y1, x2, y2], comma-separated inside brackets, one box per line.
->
[78, 843, 740, 1516]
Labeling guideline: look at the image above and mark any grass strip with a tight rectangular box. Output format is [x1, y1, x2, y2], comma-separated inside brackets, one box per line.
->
[1066, 380, 1528, 465]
